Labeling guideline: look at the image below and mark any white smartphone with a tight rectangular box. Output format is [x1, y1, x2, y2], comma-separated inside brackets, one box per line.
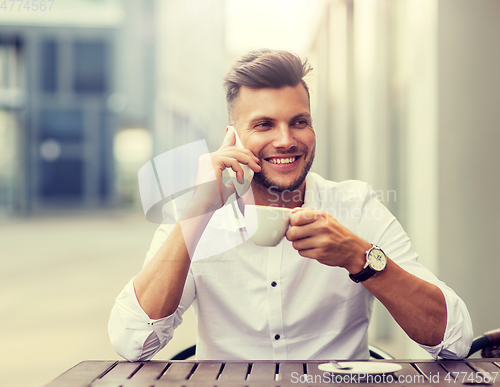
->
[222, 125, 254, 196]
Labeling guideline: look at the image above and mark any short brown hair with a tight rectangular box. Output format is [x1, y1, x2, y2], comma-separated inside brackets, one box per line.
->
[224, 49, 313, 118]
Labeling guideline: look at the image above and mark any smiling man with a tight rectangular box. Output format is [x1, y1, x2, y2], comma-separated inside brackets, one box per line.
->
[109, 49, 473, 361]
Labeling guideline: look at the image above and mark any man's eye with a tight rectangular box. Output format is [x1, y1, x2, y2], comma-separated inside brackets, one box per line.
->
[256, 122, 272, 128]
[293, 120, 309, 128]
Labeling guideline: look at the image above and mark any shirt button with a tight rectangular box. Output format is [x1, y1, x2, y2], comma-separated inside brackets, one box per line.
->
[274, 334, 280, 340]
[271, 281, 277, 287]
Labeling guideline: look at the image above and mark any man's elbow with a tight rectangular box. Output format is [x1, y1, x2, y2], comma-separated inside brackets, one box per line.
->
[110, 335, 158, 362]
[109, 323, 164, 362]
[439, 318, 474, 359]
[109, 329, 138, 362]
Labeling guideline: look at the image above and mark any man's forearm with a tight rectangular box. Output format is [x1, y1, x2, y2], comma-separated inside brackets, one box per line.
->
[363, 258, 447, 346]
[133, 223, 191, 319]
[134, 204, 214, 319]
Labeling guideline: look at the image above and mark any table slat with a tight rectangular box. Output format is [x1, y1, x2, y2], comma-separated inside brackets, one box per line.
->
[129, 361, 169, 380]
[393, 362, 423, 379]
[279, 362, 304, 381]
[160, 362, 196, 381]
[441, 360, 500, 386]
[466, 361, 500, 386]
[306, 362, 325, 378]
[98, 361, 143, 380]
[469, 360, 500, 372]
[92, 379, 163, 387]
[441, 360, 475, 374]
[189, 362, 222, 382]
[45, 361, 117, 387]
[247, 362, 276, 381]
[218, 362, 249, 381]
[414, 361, 456, 385]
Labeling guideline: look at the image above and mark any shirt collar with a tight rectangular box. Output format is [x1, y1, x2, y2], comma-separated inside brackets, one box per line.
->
[303, 172, 321, 210]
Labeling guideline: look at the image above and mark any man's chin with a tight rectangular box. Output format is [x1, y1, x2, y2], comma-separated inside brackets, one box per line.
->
[252, 173, 306, 193]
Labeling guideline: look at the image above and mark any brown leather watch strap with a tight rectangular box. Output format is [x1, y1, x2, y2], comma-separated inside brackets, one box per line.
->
[482, 328, 500, 358]
[485, 328, 500, 346]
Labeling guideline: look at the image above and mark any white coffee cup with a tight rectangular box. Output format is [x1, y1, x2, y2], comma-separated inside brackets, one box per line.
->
[245, 205, 292, 246]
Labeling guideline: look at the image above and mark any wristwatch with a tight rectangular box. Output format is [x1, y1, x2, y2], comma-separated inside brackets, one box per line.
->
[349, 245, 387, 283]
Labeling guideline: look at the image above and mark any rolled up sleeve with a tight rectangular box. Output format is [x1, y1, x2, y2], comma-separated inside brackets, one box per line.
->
[419, 286, 473, 359]
[109, 274, 195, 361]
[108, 224, 196, 361]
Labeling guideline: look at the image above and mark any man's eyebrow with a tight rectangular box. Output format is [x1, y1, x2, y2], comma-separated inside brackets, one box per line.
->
[249, 113, 312, 124]
[249, 116, 276, 124]
[290, 112, 312, 121]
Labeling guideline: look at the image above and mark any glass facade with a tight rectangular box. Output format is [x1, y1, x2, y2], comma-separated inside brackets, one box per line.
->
[0, 28, 116, 212]
[40, 40, 58, 93]
[39, 108, 84, 141]
[40, 159, 84, 198]
[73, 41, 107, 93]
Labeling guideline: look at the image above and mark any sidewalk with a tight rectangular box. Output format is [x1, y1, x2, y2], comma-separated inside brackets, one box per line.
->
[0, 210, 196, 387]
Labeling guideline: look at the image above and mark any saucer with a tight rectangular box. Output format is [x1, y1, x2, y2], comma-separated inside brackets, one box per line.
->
[318, 362, 402, 374]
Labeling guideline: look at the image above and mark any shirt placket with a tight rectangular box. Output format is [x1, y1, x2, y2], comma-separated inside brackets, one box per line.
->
[266, 240, 287, 359]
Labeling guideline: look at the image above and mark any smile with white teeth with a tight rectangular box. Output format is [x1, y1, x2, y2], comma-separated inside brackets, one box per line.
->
[268, 157, 297, 165]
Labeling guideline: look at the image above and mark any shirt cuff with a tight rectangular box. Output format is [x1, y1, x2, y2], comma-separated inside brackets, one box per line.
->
[418, 286, 473, 359]
[110, 278, 181, 361]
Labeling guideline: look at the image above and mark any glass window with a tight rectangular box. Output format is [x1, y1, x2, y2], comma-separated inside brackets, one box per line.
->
[73, 41, 107, 93]
[40, 40, 58, 93]
[39, 108, 84, 141]
[40, 160, 83, 199]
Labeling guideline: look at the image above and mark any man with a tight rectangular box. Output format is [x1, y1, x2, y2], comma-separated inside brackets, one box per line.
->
[109, 49, 472, 361]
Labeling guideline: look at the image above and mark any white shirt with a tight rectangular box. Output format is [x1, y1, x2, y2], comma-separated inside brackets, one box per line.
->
[109, 173, 473, 361]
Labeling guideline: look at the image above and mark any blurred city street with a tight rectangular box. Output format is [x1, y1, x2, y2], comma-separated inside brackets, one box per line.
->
[0, 210, 196, 387]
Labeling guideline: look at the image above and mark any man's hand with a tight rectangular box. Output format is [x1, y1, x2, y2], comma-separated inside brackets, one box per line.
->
[192, 130, 261, 212]
[285, 208, 371, 274]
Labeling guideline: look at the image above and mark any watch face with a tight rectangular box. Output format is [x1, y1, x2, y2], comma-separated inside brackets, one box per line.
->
[368, 248, 387, 271]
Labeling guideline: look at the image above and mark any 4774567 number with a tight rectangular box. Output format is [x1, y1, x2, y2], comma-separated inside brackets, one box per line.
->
[445, 371, 498, 384]
[0, 0, 55, 11]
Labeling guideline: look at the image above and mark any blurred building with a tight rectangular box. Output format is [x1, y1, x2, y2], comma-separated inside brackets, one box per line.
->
[0, 0, 230, 216]
[0, 0, 158, 215]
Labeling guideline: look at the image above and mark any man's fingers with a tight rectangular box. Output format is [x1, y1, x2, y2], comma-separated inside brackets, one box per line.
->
[290, 236, 317, 251]
[286, 224, 316, 242]
[289, 209, 328, 227]
[217, 149, 261, 173]
[294, 247, 322, 260]
[218, 157, 244, 178]
[287, 210, 323, 241]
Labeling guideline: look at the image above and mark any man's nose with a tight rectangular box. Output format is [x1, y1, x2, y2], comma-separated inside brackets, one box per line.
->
[272, 125, 297, 150]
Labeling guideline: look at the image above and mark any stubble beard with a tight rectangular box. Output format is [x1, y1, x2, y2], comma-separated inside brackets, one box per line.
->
[252, 147, 315, 193]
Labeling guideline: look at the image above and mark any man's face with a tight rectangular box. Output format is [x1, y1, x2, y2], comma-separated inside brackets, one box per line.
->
[232, 84, 316, 192]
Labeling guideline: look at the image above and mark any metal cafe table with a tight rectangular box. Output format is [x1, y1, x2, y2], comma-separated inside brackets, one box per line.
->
[45, 358, 500, 387]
